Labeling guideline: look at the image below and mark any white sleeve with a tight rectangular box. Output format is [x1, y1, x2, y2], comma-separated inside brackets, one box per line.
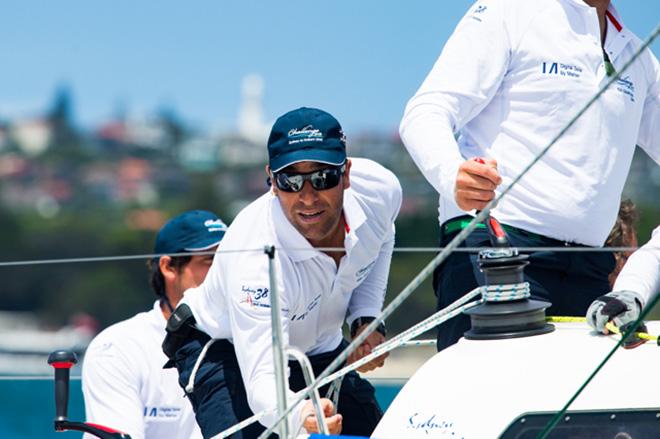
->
[226, 258, 304, 431]
[82, 340, 145, 439]
[399, 1, 511, 204]
[636, 50, 660, 164]
[613, 226, 660, 305]
[346, 227, 395, 325]
[346, 170, 402, 324]
[179, 251, 225, 338]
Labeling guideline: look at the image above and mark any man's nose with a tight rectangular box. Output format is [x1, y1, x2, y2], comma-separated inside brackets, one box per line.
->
[297, 180, 319, 204]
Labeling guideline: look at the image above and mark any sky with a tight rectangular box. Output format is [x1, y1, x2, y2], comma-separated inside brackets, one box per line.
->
[1, 0, 658, 134]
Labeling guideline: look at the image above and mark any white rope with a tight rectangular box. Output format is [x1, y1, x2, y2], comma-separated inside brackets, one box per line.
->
[481, 282, 530, 302]
[184, 338, 217, 394]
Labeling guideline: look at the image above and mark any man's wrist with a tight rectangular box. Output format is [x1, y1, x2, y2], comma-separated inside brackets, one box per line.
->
[350, 317, 386, 338]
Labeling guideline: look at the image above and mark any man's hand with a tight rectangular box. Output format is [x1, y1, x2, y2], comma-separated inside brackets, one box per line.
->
[347, 324, 388, 373]
[455, 157, 502, 211]
[301, 398, 342, 435]
[586, 290, 647, 349]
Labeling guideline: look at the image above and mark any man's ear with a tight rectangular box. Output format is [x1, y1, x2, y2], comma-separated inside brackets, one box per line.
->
[342, 159, 352, 190]
[266, 165, 278, 195]
[159, 256, 177, 281]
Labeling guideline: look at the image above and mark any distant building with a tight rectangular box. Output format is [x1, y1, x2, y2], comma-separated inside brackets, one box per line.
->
[237, 74, 271, 145]
[10, 118, 52, 156]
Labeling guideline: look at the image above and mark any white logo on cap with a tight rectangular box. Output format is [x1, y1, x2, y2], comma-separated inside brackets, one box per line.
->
[288, 125, 323, 145]
[205, 219, 227, 232]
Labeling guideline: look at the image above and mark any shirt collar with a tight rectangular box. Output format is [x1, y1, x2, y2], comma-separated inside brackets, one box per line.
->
[603, 3, 632, 62]
[152, 300, 167, 328]
[342, 187, 367, 250]
[269, 187, 367, 262]
[560, 1, 631, 61]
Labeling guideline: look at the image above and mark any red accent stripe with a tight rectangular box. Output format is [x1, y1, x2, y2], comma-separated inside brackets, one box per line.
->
[50, 361, 74, 369]
[606, 11, 622, 32]
[85, 422, 126, 434]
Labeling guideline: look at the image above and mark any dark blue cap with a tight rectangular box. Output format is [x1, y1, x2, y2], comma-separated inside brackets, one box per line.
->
[154, 210, 227, 258]
[267, 107, 347, 173]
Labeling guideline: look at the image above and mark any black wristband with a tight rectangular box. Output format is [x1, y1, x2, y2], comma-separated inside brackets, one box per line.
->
[350, 316, 386, 338]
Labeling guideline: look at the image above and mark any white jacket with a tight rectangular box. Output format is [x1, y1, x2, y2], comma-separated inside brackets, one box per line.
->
[400, 0, 660, 246]
[82, 301, 202, 439]
[181, 157, 402, 429]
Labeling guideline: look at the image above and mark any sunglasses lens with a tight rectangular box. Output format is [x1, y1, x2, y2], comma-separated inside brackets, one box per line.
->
[275, 165, 344, 192]
[310, 169, 340, 190]
[275, 174, 300, 192]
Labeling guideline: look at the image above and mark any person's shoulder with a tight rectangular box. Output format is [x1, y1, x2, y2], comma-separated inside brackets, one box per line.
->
[349, 158, 401, 196]
[461, 0, 549, 21]
[623, 32, 660, 83]
[85, 310, 154, 355]
[220, 192, 273, 246]
[348, 158, 402, 220]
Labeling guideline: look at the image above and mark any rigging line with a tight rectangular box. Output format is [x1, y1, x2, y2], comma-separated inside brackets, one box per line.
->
[257, 24, 660, 437]
[0, 246, 639, 267]
[539, 290, 660, 439]
[0, 248, 264, 267]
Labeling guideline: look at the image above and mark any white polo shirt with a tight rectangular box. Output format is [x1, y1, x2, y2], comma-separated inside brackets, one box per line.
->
[614, 226, 660, 305]
[400, 0, 660, 246]
[82, 301, 202, 439]
[181, 157, 402, 429]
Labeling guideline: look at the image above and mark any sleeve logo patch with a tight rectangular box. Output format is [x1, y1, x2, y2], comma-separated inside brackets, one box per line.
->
[469, 4, 487, 22]
[239, 286, 271, 308]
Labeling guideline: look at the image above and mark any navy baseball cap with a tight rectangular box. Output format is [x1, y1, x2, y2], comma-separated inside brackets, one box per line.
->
[154, 210, 227, 258]
[267, 107, 347, 173]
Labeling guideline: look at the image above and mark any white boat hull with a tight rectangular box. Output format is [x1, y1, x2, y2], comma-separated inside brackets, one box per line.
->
[373, 321, 660, 438]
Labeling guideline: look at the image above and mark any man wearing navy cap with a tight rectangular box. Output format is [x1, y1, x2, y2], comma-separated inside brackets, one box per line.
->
[163, 107, 402, 437]
[82, 210, 227, 439]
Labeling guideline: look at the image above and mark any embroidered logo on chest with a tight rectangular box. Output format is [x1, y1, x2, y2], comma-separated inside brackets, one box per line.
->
[541, 62, 583, 79]
[291, 294, 322, 321]
[615, 76, 635, 102]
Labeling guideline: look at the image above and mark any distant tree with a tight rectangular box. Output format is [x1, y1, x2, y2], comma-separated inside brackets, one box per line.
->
[43, 84, 89, 163]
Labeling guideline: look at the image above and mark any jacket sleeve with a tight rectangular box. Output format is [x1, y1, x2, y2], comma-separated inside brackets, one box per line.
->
[82, 339, 145, 439]
[225, 257, 304, 431]
[346, 228, 395, 325]
[399, 1, 512, 206]
[636, 49, 660, 164]
[346, 168, 402, 324]
[613, 226, 660, 305]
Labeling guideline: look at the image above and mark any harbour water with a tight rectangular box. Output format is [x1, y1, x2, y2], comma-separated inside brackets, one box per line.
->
[0, 379, 403, 438]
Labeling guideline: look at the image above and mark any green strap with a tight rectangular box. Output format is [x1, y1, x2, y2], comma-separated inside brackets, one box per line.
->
[444, 219, 486, 235]
[443, 217, 543, 241]
[603, 50, 616, 77]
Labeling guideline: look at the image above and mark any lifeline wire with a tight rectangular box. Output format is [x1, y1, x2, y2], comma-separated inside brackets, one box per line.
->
[0, 247, 640, 268]
[258, 23, 660, 437]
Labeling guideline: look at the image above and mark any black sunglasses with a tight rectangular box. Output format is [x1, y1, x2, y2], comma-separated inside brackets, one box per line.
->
[273, 164, 346, 193]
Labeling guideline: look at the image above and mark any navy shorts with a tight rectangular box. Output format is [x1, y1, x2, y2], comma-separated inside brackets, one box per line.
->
[433, 217, 615, 351]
